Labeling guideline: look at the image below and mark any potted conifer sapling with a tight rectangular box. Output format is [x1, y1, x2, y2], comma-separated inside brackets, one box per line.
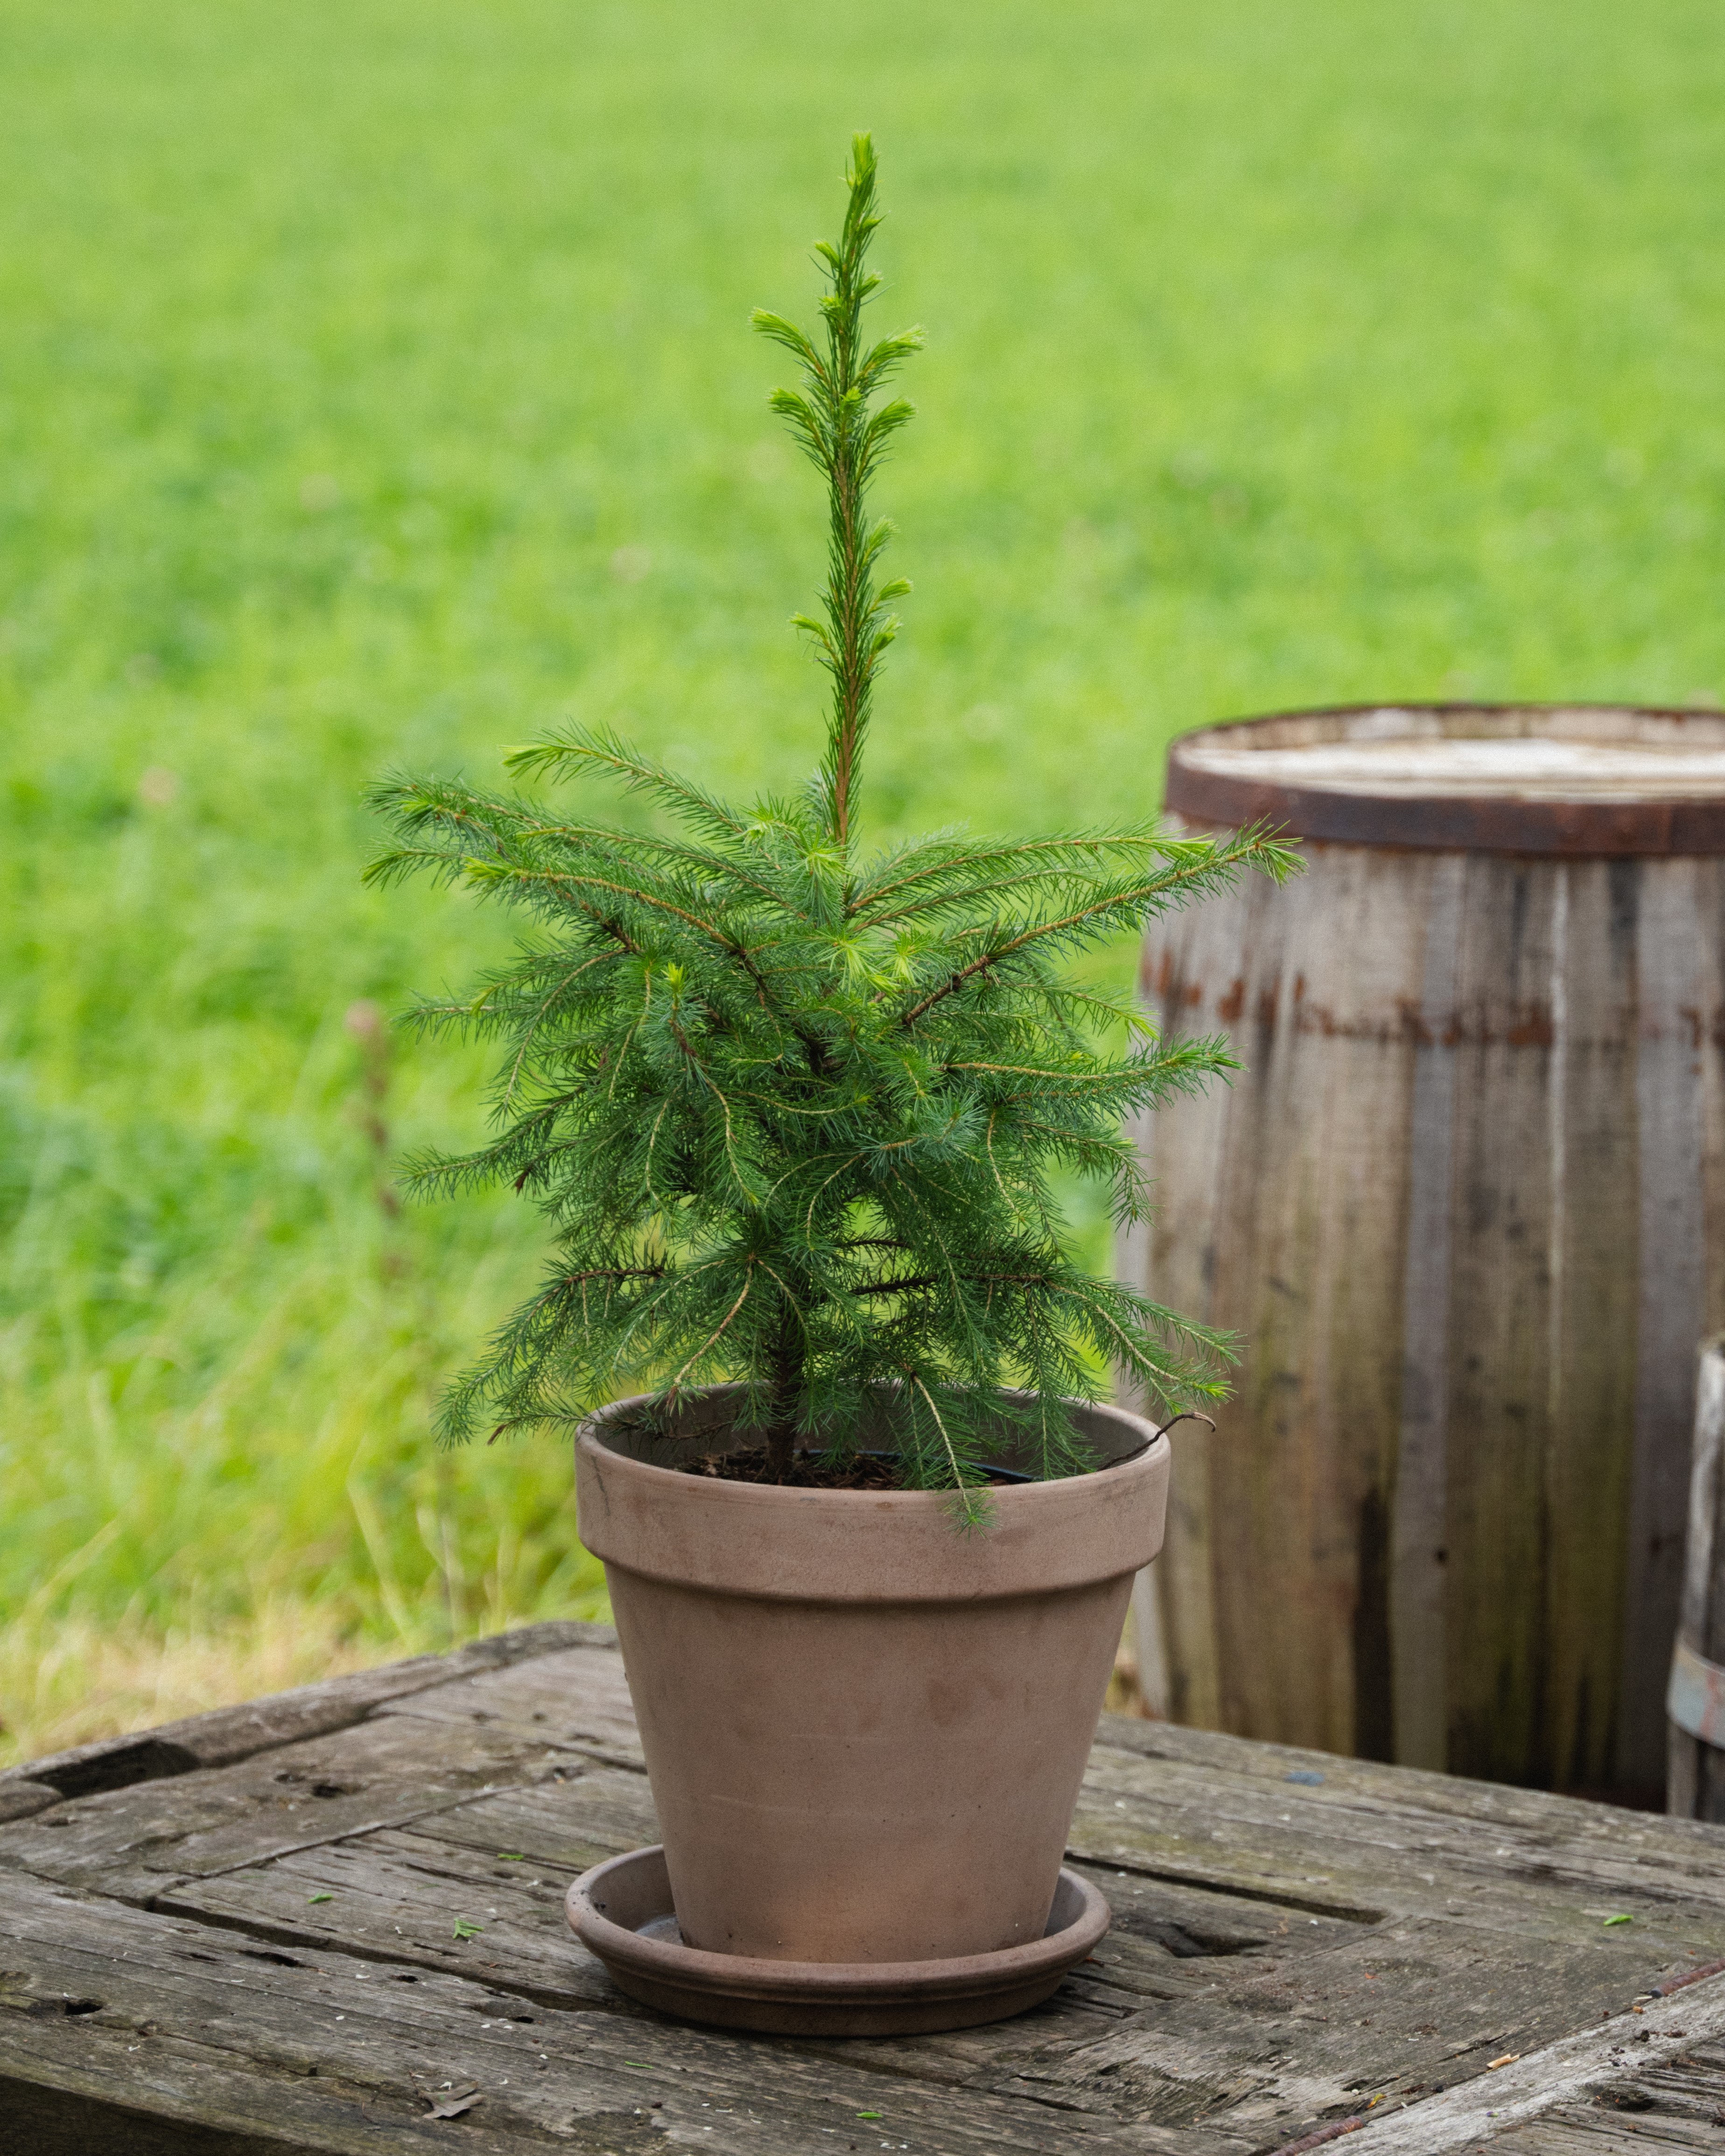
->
[369, 138, 1294, 2034]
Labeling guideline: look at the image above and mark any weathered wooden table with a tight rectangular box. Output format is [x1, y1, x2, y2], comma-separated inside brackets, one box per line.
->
[5, 1622, 1725, 2153]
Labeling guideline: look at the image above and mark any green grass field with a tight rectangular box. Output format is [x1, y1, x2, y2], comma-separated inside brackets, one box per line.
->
[4, 0, 1724, 1759]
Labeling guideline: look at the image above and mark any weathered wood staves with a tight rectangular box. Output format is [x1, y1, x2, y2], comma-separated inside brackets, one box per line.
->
[6, 1622, 1725, 2150]
[1127, 703, 1725, 1797]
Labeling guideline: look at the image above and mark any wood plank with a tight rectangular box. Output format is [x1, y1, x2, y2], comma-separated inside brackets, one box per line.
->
[376, 1769, 658, 1876]
[0, 1869, 1236, 2155]
[1299, 1973, 1725, 2152]
[373, 1643, 645, 1771]
[1208, 845, 1415, 1761]
[0, 1685, 606, 1897]
[0, 1623, 610, 1800]
[1131, 869, 1252, 1730]
[984, 1913, 1663, 2142]
[1078, 1732, 1725, 1949]
[1443, 857, 1563, 1789]
[1391, 849, 1466, 1773]
[1101, 1710, 1725, 1848]
[1479, 2035, 1725, 2149]
[1543, 862, 1641, 1798]
[154, 1781, 654, 2007]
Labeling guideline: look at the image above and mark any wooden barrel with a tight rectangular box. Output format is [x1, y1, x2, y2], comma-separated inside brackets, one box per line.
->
[1669, 1338, 1725, 1819]
[1126, 702, 1725, 1797]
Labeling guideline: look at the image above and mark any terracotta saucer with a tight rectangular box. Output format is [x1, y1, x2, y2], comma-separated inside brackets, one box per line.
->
[565, 1846, 1109, 2036]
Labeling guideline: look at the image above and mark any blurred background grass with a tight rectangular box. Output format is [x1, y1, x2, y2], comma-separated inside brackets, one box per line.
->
[4, 0, 1724, 1761]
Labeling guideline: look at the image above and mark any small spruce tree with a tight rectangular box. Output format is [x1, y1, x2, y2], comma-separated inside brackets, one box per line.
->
[367, 136, 1295, 1510]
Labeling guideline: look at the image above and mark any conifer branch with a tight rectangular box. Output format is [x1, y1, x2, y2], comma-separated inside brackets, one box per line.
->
[894, 825, 1296, 1028]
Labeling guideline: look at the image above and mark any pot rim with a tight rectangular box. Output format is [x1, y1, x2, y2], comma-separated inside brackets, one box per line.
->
[576, 1385, 1168, 1515]
[575, 1389, 1172, 1596]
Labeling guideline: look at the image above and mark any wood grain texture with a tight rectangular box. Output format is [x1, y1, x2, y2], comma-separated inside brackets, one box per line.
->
[2, 1869, 1175, 2156]
[1474, 2038, 1725, 2151]
[10, 1638, 1725, 2150]
[1391, 852, 1465, 1773]
[0, 1698, 596, 1900]
[1306, 1984, 1725, 2152]
[1131, 838, 1725, 1793]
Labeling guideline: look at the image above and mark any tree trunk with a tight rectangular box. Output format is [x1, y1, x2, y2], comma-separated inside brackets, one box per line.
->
[764, 1298, 803, 1482]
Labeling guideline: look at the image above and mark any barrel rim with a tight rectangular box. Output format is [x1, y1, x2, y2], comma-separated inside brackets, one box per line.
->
[1166, 701, 1725, 856]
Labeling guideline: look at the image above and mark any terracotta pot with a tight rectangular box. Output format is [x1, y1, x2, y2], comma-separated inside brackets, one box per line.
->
[575, 1389, 1170, 1966]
